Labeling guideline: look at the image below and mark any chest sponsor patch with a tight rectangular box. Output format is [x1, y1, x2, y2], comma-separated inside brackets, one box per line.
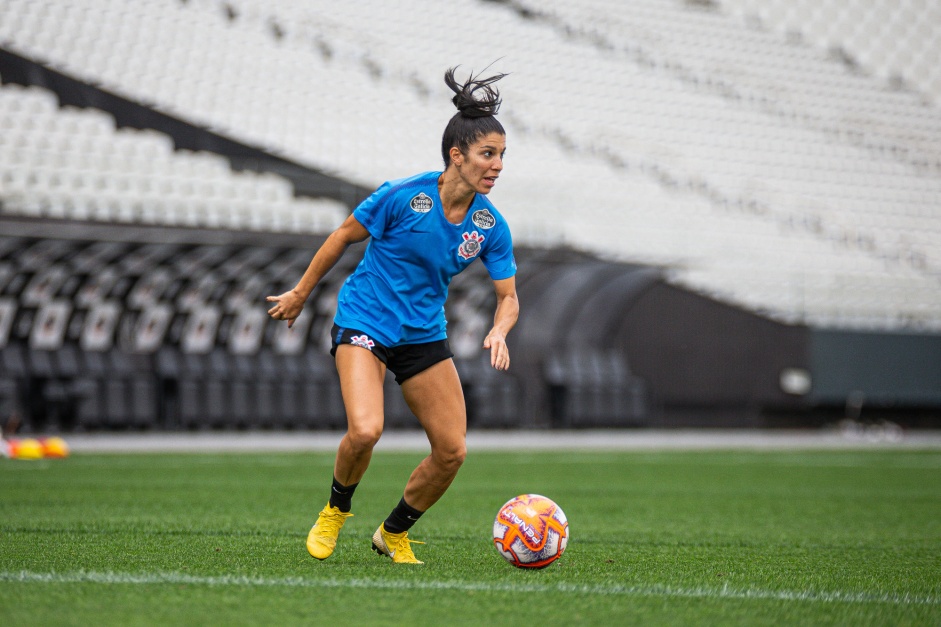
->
[458, 231, 485, 260]
[471, 209, 496, 229]
[409, 192, 433, 213]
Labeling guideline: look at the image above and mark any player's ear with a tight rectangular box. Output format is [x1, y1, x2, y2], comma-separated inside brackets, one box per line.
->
[449, 146, 463, 167]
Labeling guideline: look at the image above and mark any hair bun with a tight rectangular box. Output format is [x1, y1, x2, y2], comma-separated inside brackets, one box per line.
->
[445, 66, 506, 118]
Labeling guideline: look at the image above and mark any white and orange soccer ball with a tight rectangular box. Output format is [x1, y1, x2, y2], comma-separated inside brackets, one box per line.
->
[493, 494, 569, 569]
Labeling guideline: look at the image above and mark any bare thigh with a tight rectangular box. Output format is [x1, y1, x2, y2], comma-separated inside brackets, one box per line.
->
[402, 359, 466, 452]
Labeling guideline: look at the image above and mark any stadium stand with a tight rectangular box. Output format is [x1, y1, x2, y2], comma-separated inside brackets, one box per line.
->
[0, 0, 938, 332]
[0, 219, 655, 432]
[0, 1, 939, 431]
[4, 216, 940, 432]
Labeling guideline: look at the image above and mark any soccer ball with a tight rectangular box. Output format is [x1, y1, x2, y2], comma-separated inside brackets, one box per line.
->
[493, 494, 568, 569]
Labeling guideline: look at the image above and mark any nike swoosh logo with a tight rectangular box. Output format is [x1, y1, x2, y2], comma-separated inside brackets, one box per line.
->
[332, 487, 343, 493]
[406, 515, 419, 521]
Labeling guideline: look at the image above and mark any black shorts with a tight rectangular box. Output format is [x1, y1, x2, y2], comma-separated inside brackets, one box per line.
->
[330, 324, 454, 385]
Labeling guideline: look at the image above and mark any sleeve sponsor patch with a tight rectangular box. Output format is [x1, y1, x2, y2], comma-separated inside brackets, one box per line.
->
[471, 209, 496, 229]
[410, 192, 434, 213]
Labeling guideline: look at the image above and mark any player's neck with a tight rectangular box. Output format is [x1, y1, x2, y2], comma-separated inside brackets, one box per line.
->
[437, 171, 474, 224]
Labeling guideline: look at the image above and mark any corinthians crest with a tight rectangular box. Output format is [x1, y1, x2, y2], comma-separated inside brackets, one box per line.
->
[458, 231, 485, 260]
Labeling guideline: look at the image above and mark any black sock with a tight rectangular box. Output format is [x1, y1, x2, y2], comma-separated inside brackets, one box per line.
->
[383, 496, 424, 534]
[328, 477, 358, 513]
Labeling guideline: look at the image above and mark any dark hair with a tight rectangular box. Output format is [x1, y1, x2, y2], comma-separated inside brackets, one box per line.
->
[441, 66, 506, 168]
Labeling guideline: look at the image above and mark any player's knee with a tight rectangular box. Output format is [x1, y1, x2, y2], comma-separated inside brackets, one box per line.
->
[346, 422, 383, 453]
[434, 440, 466, 475]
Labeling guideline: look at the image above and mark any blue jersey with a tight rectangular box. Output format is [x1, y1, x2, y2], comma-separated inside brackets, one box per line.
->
[334, 171, 517, 347]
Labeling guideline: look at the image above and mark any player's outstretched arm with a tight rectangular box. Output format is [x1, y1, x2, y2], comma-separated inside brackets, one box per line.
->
[483, 276, 519, 370]
[266, 214, 370, 327]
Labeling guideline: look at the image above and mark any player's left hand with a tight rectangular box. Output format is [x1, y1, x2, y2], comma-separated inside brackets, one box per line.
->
[266, 289, 304, 328]
[483, 330, 510, 371]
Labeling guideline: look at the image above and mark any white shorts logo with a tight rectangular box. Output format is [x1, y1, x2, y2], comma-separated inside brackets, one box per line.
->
[350, 334, 375, 350]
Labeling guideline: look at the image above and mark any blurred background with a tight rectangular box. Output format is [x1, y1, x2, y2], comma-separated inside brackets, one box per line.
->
[0, 0, 939, 435]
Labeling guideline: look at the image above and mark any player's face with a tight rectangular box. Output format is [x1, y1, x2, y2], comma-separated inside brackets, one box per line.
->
[458, 132, 506, 195]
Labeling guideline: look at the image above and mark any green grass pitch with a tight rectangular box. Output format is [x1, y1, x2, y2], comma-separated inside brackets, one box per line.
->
[2, 447, 940, 625]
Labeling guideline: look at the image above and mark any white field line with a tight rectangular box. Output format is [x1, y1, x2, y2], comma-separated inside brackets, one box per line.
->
[1, 570, 938, 607]
[61, 429, 941, 454]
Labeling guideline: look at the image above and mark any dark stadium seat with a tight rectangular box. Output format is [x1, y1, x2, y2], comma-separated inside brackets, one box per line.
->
[458, 356, 524, 429]
[262, 350, 303, 428]
[154, 347, 182, 429]
[545, 349, 647, 428]
[0, 377, 18, 430]
[241, 355, 280, 428]
[109, 350, 158, 430]
[177, 350, 212, 430]
[0, 342, 28, 430]
[199, 348, 231, 429]
[255, 349, 293, 429]
[301, 349, 346, 429]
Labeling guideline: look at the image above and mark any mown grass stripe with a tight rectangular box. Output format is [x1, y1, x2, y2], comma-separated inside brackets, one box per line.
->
[1, 570, 937, 607]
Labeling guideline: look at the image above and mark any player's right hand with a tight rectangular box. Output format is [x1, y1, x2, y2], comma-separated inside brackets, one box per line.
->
[266, 290, 304, 328]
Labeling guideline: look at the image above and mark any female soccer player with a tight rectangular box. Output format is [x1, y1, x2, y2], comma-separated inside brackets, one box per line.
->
[266, 67, 518, 564]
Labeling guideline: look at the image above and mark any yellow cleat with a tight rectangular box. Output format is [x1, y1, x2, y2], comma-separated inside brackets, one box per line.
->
[371, 523, 425, 565]
[306, 504, 353, 560]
